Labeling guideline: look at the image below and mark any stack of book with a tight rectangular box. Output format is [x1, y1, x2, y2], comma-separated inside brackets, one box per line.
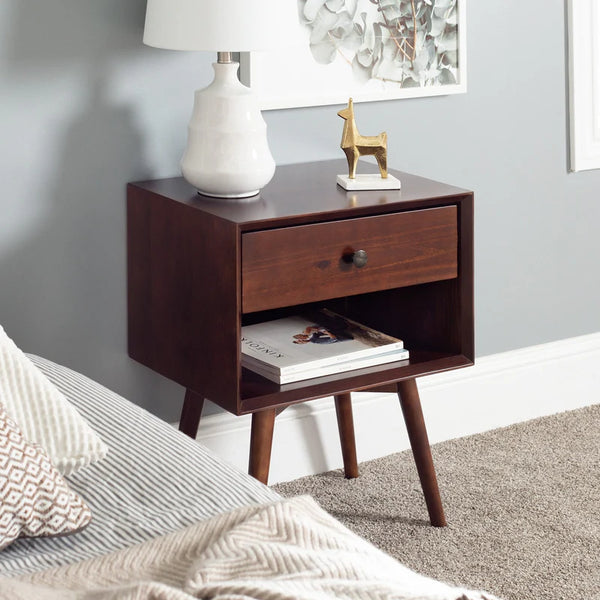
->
[241, 308, 409, 384]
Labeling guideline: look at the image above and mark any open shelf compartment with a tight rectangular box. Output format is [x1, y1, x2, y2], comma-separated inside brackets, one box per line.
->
[239, 277, 473, 413]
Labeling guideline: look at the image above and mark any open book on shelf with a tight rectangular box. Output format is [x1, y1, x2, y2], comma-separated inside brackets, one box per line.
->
[241, 309, 409, 384]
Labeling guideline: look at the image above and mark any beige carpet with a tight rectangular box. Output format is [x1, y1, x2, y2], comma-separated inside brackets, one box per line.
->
[274, 404, 600, 600]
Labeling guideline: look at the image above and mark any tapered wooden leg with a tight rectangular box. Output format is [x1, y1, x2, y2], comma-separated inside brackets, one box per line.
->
[397, 379, 446, 527]
[248, 409, 276, 485]
[178, 389, 204, 439]
[334, 393, 359, 479]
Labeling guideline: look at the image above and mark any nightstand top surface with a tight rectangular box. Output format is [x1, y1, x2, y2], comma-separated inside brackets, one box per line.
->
[131, 160, 472, 227]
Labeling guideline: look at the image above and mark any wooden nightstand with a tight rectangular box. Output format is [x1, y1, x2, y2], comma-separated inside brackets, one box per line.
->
[127, 160, 474, 527]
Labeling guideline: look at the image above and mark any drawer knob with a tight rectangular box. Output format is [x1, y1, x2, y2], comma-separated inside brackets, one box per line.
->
[352, 249, 368, 268]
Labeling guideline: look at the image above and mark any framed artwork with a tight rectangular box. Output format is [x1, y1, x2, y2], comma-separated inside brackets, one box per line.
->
[240, 0, 467, 110]
[567, 0, 600, 172]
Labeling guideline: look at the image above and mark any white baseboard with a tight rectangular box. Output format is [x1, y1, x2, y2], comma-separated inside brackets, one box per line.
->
[186, 333, 600, 484]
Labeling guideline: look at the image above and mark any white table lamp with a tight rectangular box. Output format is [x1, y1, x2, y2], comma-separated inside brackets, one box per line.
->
[143, 0, 298, 199]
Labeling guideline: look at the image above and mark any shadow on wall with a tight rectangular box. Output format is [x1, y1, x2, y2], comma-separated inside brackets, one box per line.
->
[0, 1, 181, 419]
[5, 1, 147, 63]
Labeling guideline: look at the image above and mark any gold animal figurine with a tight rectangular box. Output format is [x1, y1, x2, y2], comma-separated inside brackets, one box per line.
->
[337, 98, 388, 179]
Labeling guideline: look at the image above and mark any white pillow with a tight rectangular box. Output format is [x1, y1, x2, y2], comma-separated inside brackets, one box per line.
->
[0, 325, 108, 475]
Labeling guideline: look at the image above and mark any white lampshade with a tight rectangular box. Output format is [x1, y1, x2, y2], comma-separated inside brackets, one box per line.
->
[143, 0, 298, 52]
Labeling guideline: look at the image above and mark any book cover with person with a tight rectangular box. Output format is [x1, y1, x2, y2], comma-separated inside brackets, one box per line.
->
[241, 309, 405, 377]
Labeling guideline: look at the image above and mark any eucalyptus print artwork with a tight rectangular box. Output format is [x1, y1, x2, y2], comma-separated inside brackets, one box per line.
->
[299, 0, 460, 89]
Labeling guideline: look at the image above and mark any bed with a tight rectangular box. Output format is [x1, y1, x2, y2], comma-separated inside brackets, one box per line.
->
[0, 331, 498, 599]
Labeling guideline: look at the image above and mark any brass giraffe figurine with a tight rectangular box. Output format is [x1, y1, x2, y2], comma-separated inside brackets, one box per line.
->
[337, 98, 388, 179]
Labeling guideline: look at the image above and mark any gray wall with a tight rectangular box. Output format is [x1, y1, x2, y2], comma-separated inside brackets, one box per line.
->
[1, 1, 599, 422]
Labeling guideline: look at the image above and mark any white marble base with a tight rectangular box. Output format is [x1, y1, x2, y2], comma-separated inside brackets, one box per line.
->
[337, 173, 401, 191]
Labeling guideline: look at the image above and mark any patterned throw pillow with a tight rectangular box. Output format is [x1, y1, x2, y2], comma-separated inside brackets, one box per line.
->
[0, 402, 92, 550]
[0, 325, 108, 475]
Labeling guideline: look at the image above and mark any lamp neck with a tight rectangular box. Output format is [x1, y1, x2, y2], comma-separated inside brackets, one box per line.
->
[217, 51, 234, 64]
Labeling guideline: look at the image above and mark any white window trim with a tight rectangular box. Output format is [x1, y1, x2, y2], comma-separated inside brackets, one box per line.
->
[568, 0, 600, 171]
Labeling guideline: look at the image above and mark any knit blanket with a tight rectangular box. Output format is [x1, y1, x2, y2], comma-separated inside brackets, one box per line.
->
[1, 496, 499, 600]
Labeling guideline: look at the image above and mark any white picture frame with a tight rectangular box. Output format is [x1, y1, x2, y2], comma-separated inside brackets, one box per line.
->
[568, 0, 600, 171]
[240, 0, 467, 110]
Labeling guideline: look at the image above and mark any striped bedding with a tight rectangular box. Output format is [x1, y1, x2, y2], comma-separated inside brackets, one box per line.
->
[0, 355, 278, 577]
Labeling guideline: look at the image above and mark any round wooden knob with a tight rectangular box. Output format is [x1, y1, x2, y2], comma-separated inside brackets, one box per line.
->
[352, 249, 368, 268]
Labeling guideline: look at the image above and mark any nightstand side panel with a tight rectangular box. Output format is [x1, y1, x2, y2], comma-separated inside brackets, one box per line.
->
[127, 185, 241, 413]
[458, 192, 475, 362]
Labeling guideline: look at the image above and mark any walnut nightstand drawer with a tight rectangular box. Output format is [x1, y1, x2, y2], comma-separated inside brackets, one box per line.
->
[242, 206, 458, 313]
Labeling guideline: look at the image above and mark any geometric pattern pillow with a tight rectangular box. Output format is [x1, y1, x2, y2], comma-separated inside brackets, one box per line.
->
[0, 402, 92, 550]
[0, 325, 108, 476]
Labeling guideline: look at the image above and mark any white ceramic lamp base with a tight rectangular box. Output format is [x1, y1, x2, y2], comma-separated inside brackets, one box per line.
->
[337, 174, 402, 191]
[181, 62, 275, 199]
